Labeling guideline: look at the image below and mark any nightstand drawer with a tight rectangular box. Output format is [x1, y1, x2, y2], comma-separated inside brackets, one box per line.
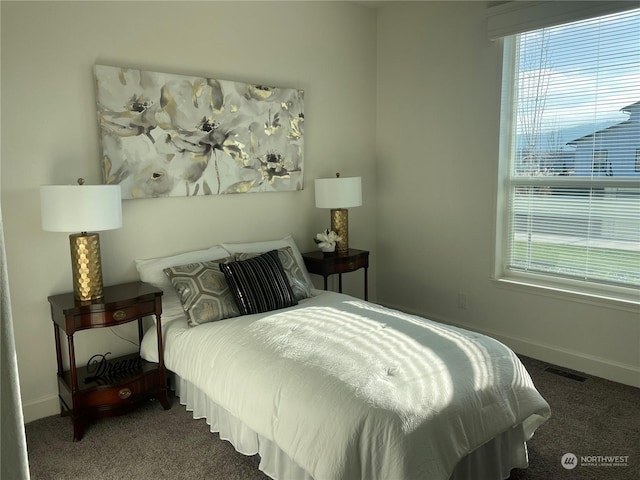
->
[72, 300, 157, 329]
[81, 370, 159, 408]
[331, 255, 368, 274]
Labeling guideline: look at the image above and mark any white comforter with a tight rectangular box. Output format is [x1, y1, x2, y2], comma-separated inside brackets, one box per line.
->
[142, 291, 550, 480]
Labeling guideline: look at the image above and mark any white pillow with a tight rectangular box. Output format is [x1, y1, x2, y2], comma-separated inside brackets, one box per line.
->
[135, 245, 231, 294]
[222, 235, 314, 288]
[156, 293, 189, 326]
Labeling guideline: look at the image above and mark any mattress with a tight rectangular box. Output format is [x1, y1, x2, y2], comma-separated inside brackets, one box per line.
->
[141, 290, 550, 480]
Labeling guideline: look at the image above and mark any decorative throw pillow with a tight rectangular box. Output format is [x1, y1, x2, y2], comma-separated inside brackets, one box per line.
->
[220, 250, 298, 315]
[222, 235, 314, 290]
[135, 245, 232, 325]
[235, 246, 312, 301]
[163, 258, 240, 327]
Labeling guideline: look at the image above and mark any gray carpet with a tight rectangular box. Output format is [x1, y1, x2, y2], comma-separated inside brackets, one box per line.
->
[508, 357, 639, 480]
[25, 356, 639, 480]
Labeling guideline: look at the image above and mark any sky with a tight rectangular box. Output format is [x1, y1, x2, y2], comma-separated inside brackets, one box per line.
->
[516, 7, 640, 135]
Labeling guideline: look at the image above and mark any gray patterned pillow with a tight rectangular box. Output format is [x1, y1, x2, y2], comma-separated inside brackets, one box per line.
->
[235, 246, 312, 300]
[163, 257, 240, 327]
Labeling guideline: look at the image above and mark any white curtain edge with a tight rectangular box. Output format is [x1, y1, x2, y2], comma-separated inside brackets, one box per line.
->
[0, 206, 31, 480]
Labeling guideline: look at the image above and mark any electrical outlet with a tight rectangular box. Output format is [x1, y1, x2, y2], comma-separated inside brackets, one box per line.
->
[457, 293, 468, 310]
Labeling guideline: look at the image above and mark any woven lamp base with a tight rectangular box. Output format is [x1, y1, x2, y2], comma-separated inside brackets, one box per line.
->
[69, 232, 104, 301]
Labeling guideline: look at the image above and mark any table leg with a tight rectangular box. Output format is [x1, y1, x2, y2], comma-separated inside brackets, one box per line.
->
[364, 267, 368, 301]
[67, 334, 78, 395]
[66, 332, 84, 439]
[53, 325, 65, 417]
[72, 414, 86, 442]
[155, 313, 171, 410]
[53, 324, 63, 376]
[137, 317, 143, 344]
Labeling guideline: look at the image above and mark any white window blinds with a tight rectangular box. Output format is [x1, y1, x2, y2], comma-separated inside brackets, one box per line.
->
[497, 8, 640, 302]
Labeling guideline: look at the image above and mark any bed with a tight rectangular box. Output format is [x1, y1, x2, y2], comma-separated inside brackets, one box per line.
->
[137, 236, 551, 480]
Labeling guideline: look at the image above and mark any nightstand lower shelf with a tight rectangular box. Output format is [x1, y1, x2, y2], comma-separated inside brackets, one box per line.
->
[57, 353, 169, 441]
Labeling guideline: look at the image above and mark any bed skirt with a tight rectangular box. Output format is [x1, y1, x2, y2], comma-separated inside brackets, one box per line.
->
[170, 372, 531, 480]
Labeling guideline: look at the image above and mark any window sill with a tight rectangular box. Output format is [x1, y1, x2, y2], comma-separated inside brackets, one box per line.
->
[493, 276, 640, 313]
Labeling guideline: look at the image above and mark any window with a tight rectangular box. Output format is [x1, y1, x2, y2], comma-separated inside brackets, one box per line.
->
[592, 151, 611, 176]
[496, 8, 640, 304]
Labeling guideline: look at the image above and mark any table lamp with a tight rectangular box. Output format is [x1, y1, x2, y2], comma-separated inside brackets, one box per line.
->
[40, 179, 122, 301]
[314, 173, 362, 255]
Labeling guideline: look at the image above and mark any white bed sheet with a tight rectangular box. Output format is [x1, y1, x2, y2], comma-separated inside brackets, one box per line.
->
[141, 290, 550, 480]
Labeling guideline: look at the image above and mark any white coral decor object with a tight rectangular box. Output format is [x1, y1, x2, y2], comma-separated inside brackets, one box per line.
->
[315, 229, 342, 252]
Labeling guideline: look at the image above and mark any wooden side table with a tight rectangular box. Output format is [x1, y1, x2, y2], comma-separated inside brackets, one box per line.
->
[302, 249, 369, 300]
[48, 281, 170, 441]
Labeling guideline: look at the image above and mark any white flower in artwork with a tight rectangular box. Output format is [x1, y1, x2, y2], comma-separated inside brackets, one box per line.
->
[314, 229, 342, 252]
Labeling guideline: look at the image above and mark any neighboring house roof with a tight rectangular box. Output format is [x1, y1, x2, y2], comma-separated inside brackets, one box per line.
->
[622, 100, 640, 115]
[567, 100, 639, 146]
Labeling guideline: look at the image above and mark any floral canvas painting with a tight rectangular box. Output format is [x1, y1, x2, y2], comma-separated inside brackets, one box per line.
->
[94, 65, 304, 199]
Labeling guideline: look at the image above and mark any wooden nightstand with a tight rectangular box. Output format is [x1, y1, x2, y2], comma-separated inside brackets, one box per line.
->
[48, 281, 170, 441]
[302, 249, 369, 300]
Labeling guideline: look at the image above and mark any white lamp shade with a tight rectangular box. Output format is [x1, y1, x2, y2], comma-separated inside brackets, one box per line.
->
[314, 176, 362, 209]
[40, 184, 123, 232]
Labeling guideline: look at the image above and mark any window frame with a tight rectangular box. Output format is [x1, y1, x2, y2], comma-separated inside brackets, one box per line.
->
[494, 34, 640, 308]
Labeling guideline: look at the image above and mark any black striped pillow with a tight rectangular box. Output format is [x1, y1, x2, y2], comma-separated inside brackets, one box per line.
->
[219, 250, 298, 315]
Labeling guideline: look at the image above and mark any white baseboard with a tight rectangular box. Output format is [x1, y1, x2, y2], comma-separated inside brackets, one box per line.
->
[476, 328, 639, 388]
[22, 394, 59, 423]
[380, 302, 640, 389]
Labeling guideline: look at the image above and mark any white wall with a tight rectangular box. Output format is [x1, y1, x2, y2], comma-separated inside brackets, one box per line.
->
[375, 3, 639, 387]
[1, 0, 377, 422]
